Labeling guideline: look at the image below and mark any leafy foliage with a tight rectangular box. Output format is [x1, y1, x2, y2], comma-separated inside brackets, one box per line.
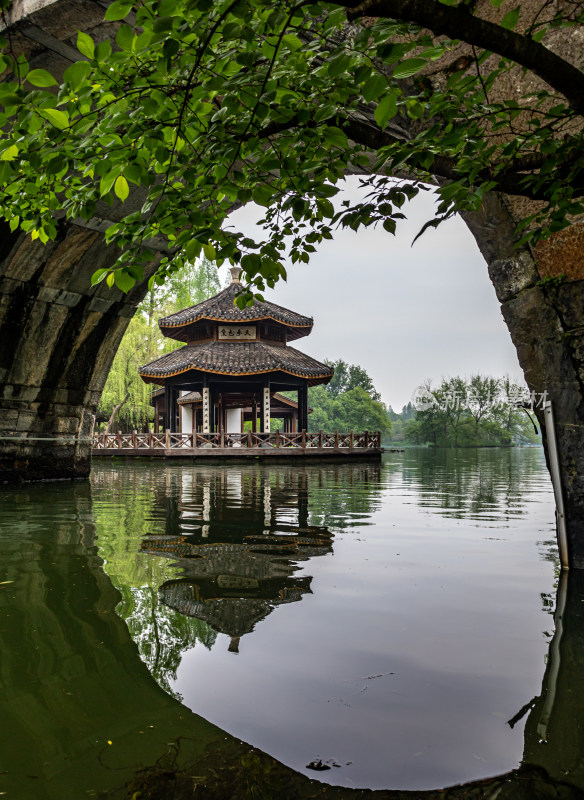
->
[1, 0, 584, 297]
[98, 258, 220, 431]
[404, 375, 541, 446]
[306, 360, 391, 433]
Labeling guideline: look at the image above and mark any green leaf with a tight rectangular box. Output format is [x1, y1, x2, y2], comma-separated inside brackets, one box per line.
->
[392, 58, 427, 80]
[100, 166, 122, 196]
[63, 60, 91, 89]
[241, 253, 261, 272]
[46, 154, 67, 174]
[95, 41, 113, 61]
[0, 144, 18, 161]
[362, 74, 387, 102]
[282, 34, 303, 51]
[77, 31, 95, 59]
[39, 108, 70, 129]
[114, 174, 130, 201]
[113, 269, 135, 292]
[91, 268, 109, 285]
[124, 163, 143, 184]
[185, 239, 202, 261]
[374, 93, 398, 128]
[322, 126, 348, 149]
[203, 243, 216, 260]
[104, 0, 133, 21]
[26, 69, 57, 87]
[252, 185, 274, 206]
[116, 24, 134, 51]
[501, 7, 520, 30]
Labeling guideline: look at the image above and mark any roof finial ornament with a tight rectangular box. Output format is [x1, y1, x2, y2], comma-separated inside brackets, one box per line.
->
[230, 266, 242, 284]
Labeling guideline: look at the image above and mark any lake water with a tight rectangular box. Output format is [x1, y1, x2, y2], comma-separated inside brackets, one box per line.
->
[2, 447, 582, 798]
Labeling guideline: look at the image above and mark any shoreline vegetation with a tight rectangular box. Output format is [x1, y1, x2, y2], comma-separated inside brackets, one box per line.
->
[98, 261, 540, 449]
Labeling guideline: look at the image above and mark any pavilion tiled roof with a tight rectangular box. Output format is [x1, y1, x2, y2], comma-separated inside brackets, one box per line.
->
[139, 341, 333, 385]
[159, 282, 313, 340]
[177, 391, 202, 404]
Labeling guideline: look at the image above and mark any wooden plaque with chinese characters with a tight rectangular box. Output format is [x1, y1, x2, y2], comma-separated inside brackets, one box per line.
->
[218, 325, 256, 341]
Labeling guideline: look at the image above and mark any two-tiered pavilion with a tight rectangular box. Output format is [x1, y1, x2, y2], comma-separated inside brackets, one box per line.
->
[138, 267, 334, 436]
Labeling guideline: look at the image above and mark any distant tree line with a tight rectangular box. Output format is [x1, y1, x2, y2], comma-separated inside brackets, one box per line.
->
[306, 360, 392, 435]
[388, 376, 540, 447]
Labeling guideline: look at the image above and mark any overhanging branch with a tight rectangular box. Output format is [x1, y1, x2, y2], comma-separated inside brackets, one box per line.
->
[341, 0, 584, 117]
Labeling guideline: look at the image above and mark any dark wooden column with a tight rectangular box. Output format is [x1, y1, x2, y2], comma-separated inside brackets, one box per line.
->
[252, 397, 258, 433]
[164, 385, 179, 432]
[163, 384, 171, 431]
[298, 383, 308, 432]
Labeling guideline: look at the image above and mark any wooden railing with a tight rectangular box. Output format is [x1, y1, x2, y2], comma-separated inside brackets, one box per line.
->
[92, 430, 381, 451]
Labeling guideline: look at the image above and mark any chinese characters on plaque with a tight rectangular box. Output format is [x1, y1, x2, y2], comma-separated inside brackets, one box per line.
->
[218, 325, 256, 341]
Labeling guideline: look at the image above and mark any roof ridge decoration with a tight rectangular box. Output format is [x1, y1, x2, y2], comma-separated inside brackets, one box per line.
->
[158, 282, 313, 331]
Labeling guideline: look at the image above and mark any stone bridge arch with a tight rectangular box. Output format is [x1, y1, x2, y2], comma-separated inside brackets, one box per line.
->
[1, 0, 584, 567]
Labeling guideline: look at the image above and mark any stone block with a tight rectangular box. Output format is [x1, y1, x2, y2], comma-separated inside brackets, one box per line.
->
[55, 416, 81, 435]
[53, 290, 83, 308]
[556, 281, 584, 330]
[0, 411, 19, 430]
[87, 297, 113, 314]
[16, 412, 39, 432]
[488, 252, 539, 304]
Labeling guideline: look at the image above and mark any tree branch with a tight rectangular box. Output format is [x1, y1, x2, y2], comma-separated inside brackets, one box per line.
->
[341, 0, 584, 117]
[342, 116, 584, 199]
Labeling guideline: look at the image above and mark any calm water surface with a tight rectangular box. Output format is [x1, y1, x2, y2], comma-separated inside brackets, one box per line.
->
[0, 447, 571, 797]
[93, 448, 556, 790]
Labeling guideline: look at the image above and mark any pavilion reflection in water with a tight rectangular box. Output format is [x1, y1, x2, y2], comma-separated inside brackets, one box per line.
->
[141, 467, 333, 651]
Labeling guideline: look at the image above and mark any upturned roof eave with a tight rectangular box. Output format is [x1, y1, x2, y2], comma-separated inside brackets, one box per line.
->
[139, 364, 333, 387]
[158, 283, 313, 333]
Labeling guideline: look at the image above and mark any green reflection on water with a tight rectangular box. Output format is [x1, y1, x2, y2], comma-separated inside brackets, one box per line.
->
[0, 448, 583, 799]
[0, 482, 226, 800]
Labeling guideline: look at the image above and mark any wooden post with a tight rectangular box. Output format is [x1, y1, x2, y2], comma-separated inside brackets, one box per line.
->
[275, 428, 280, 448]
[164, 384, 171, 431]
[319, 430, 323, 448]
[364, 430, 369, 448]
[202, 387, 210, 433]
[117, 430, 122, 449]
[165, 428, 170, 448]
[302, 429, 306, 449]
[334, 430, 338, 448]
[247, 430, 252, 448]
[148, 430, 153, 447]
[298, 383, 308, 432]
[262, 384, 271, 433]
[221, 430, 225, 448]
[350, 430, 354, 449]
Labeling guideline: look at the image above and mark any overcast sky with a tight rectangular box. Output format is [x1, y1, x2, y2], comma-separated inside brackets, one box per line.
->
[221, 176, 523, 411]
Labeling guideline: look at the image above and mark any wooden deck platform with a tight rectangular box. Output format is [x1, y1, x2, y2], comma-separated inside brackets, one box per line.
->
[92, 431, 383, 460]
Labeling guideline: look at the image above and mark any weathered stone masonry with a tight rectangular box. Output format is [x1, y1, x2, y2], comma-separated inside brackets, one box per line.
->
[0, 220, 148, 480]
[465, 196, 584, 568]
